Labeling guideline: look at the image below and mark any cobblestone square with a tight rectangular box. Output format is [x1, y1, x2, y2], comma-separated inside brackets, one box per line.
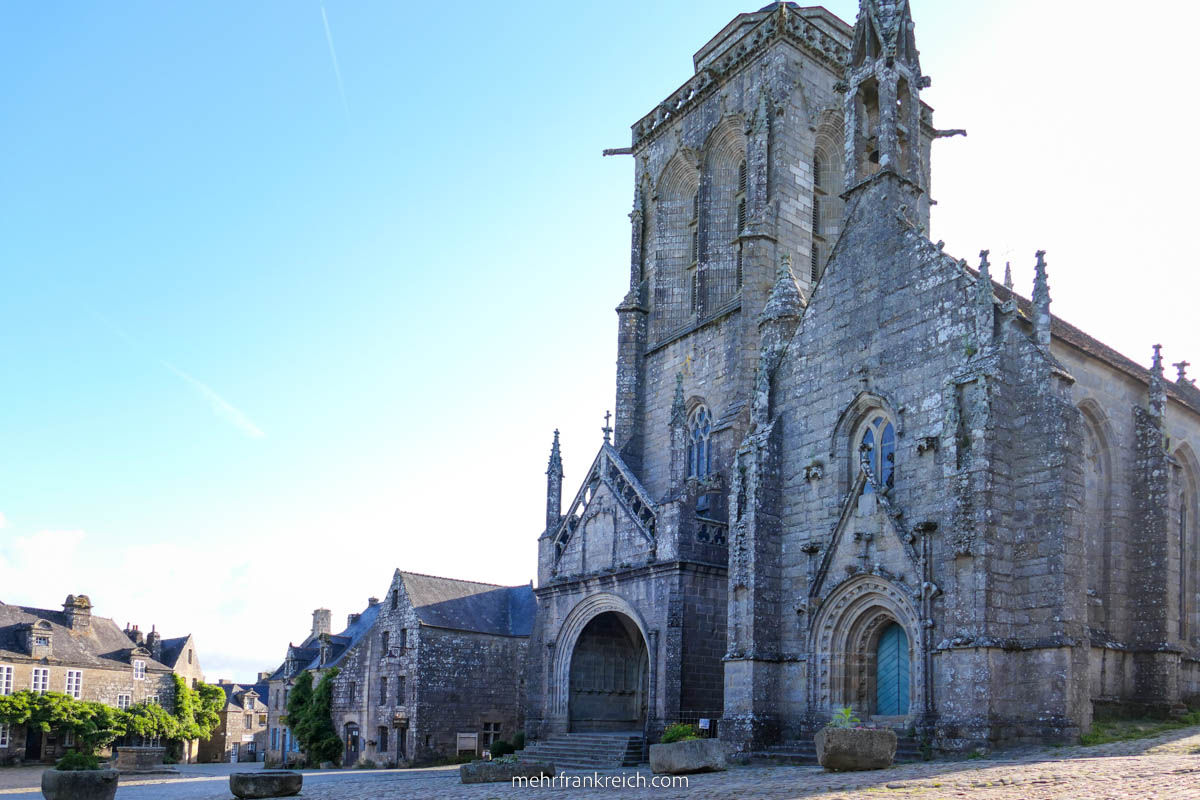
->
[1, 727, 1196, 799]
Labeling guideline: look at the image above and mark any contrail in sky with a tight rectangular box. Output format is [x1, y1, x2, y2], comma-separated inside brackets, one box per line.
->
[320, 3, 350, 119]
[163, 362, 267, 440]
[89, 311, 267, 440]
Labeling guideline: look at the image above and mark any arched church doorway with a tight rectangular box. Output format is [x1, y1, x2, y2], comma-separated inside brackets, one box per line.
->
[568, 611, 648, 732]
[875, 622, 910, 716]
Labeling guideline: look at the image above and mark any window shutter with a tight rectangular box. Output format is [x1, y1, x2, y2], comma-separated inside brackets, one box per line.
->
[810, 246, 820, 282]
[738, 198, 746, 233]
[738, 160, 747, 194]
[736, 248, 743, 289]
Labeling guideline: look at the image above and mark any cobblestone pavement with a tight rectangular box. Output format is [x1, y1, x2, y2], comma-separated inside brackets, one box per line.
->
[1, 728, 1197, 799]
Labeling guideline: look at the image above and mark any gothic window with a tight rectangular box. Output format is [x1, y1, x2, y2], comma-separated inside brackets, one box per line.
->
[688, 190, 700, 316]
[811, 152, 827, 283]
[1181, 491, 1188, 639]
[687, 405, 713, 479]
[856, 414, 896, 493]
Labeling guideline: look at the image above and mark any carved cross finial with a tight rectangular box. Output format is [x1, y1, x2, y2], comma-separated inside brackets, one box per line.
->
[1174, 360, 1191, 383]
[1003, 262, 1013, 291]
[602, 411, 613, 444]
[979, 250, 990, 270]
[779, 252, 793, 280]
[1152, 344, 1164, 375]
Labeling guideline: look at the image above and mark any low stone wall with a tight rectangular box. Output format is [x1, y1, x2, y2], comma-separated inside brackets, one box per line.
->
[114, 746, 168, 772]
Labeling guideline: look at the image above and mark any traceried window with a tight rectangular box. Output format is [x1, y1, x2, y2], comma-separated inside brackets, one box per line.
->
[1182, 491, 1191, 639]
[687, 405, 712, 479]
[857, 414, 896, 493]
[811, 153, 827, 283]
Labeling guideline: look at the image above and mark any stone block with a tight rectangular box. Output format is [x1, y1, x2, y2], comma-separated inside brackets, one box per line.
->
[649, 738, 727, 774]
[229, 770, 303, 798]
[815, 727, 897, 771]
[460, 759, 556, 784]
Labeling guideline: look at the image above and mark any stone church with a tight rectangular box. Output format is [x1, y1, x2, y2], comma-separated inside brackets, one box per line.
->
[526, 1, 1200, 754]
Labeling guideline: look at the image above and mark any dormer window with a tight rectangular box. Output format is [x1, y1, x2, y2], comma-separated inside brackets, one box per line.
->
[34, 635, 49, 647]
[133, 660, 146, 680]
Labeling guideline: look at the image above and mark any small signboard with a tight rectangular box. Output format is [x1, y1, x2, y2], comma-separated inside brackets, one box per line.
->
[698, 718, 710, 730]
[242, 734, 255, 742]
[456, 733, 478, 754]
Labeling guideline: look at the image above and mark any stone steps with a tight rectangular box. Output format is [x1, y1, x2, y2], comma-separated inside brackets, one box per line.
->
[517, 732, 645, 769]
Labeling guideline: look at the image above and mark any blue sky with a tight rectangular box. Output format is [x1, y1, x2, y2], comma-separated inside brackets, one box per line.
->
[2, 1, 1197, 680]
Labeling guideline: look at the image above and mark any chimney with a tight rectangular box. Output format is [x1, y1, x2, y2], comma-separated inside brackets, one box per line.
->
[258, 671, 272, 683]
[146, 626, 162, 661]
[368, 597, 379, 607]
[347, 612, 361, 627]
[63, 594, 92, 631]
[312, 608, 331, 639]
[124, 623, 145, 646]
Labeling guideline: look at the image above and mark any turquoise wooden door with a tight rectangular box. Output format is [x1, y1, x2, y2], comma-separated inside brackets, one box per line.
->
[875, 623, 910, 715]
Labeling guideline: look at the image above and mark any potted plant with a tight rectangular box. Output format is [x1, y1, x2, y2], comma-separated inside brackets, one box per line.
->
[41, 752, 119, 800]
[814, 708, 897, 771]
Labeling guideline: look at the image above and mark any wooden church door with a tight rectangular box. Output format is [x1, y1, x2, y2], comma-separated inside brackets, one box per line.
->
[875, 623, 910, 716]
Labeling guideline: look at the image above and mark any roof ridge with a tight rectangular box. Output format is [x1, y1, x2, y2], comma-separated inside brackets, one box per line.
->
[398, 570, 525, 589]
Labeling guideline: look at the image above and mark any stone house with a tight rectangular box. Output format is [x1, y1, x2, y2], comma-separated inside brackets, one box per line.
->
[528, 1, 1200, 755]
[266, 571, 533, 767]
[0, 595, 176, 763]
[197, 679, 269, 763]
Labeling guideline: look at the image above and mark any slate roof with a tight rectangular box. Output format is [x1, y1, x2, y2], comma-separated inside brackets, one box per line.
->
[301, 603, 380, 671]
[158, 635, 191, 669]
[961, 264, 1200, 418]
[217, 681, 269, 710]
[398, 572, 535, 637]
[0, 602, 171, 671]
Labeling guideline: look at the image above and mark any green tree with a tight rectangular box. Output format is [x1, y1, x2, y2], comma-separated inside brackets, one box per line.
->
[284, 668, 343, 765]
[171, 675, 224, 742]
[123, 701, 180, 742]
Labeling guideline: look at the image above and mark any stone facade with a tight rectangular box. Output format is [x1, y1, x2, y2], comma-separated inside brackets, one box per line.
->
[0, 595, 177, 764]
[266, 571, 532, 767]
[197, 680, 269, 763]
[529, 1, 1200, 755]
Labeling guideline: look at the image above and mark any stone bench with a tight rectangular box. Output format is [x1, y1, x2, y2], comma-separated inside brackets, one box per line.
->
[229, 771, 303, 798]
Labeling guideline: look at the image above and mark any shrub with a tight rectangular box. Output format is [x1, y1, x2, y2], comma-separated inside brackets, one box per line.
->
[355, 758, 378, 769]
[489, 739, 514, 757]
[55, 752, 101, 771]
[660, 723, 701, 744]
[827, 707, 861, 729]
[513, 731, 526, 751]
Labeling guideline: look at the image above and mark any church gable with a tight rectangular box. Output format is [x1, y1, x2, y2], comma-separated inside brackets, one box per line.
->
[547, 444, 657, 579]
[809, 469, 922, 602]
